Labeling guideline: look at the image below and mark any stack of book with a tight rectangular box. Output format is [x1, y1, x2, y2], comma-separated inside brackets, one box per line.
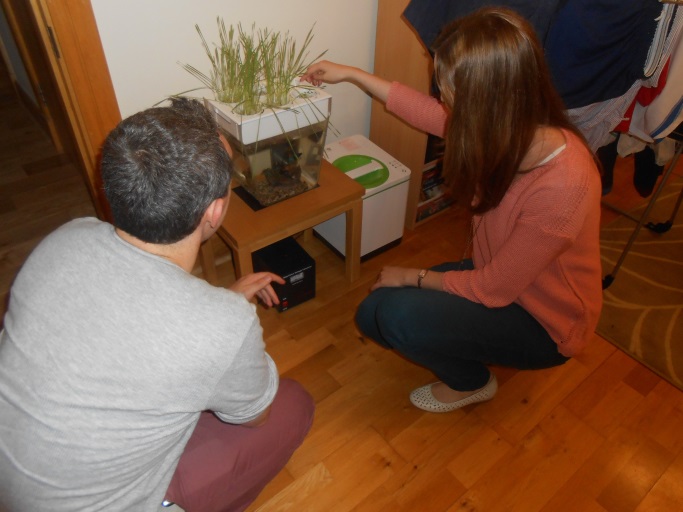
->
[416, 154, 453, 222]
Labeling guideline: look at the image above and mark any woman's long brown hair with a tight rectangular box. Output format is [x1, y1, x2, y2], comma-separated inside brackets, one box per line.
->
[433, 7, 585, 215]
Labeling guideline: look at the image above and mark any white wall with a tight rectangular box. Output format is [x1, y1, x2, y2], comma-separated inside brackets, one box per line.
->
[91, 0, 378, 142]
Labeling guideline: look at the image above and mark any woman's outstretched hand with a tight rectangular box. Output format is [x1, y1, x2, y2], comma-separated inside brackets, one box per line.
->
[300, 60, 354, 86]
[301, 60, 392, 103]
[230, 272, 285, 308]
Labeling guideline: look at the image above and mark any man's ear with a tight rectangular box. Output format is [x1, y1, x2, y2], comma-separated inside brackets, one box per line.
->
[205, 194, 229, 230]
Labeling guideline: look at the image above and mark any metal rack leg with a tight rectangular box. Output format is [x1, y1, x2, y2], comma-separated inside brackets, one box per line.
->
[646, 168, 683, 233]
[602, 141, 683, 289]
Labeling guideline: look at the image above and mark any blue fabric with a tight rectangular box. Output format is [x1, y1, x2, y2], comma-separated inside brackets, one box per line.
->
[403, 0, 568, 50]
[545, 0, 663, 109]
[403, 0, 664, 109]
[354, 261, 569, 391]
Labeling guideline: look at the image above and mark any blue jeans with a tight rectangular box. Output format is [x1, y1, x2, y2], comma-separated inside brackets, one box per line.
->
[355, 261, 569, 391]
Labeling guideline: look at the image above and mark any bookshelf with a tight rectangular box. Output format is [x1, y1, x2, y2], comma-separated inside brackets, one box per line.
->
[415, 133, 453, 224]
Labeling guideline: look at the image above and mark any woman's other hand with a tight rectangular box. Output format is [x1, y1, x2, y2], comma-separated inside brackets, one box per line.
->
[372, 266, 442, 291]
[372, 266, 414, 291]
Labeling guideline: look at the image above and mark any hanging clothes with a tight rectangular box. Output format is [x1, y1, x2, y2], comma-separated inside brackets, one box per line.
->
[544, 0, 664, 109]
[632, 21, 683, 141]
[566, 3, 681, 152]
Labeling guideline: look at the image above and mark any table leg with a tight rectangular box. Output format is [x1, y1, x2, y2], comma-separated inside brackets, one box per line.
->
[345, 198, 362, 282]
[199, 237, 218, 285]
[233, 247, 254, 279]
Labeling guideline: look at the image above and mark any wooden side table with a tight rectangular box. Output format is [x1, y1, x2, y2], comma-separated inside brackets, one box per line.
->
[200, 159, 365, 284]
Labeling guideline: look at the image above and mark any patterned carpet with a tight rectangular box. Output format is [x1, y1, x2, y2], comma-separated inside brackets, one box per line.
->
[598, 178, 683, 391]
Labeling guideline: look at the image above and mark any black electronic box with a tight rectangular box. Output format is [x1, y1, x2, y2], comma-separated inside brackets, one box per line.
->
[251, 236, 315, 312]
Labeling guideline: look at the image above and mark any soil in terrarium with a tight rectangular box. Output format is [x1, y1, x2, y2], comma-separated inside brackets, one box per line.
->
[247, 143, 308, 206]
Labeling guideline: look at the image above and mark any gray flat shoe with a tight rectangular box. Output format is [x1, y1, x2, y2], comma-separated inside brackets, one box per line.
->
[409, 374, 498, 413]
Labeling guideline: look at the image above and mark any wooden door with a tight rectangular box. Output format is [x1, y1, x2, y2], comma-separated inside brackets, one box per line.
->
[1, 0, 71, 158]
[22, 0, 121, 220]
[370, 0, 433, 231]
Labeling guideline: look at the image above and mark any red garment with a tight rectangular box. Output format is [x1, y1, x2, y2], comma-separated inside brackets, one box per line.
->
[386, 82, 603, 356]
[614, 58, 671, 134]
[166, 379, 314, 512]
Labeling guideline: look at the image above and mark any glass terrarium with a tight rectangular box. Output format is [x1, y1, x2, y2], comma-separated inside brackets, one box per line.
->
[204, 89, 331, 208]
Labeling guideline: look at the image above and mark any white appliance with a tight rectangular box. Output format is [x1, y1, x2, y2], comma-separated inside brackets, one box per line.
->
[314, 134, 411, 258]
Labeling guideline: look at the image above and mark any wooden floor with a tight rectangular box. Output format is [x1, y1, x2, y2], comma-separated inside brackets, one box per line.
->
[2, 63, 683, 511]
[0, 63, 96, 323]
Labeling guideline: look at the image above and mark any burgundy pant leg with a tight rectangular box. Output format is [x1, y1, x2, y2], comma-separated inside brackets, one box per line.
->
[165, 379, 314, 512]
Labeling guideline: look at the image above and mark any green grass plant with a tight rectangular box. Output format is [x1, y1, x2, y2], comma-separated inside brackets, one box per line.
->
[180, 18, 326, 116]
[235, 23, 261, 115]
[180, 19, 242, 104]
[260, 26, 327, 108]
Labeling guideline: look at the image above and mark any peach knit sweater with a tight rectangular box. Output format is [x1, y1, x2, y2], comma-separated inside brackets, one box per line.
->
[386, 82, 603, 356]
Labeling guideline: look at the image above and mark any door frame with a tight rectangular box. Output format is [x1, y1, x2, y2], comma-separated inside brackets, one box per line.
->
[26, 0, 121, 220]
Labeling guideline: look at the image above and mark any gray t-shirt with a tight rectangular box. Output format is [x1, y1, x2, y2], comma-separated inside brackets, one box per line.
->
[0, 218, 278, 511]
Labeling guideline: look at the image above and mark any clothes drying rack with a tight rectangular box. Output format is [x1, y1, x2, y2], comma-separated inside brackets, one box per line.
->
[602, 121, 683, 289]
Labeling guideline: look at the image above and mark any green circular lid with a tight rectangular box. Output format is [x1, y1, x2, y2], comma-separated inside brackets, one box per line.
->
[332, 154, 389, 189]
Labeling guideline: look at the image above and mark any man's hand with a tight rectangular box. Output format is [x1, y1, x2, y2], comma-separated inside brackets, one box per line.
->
[230, 272, 285, 307]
